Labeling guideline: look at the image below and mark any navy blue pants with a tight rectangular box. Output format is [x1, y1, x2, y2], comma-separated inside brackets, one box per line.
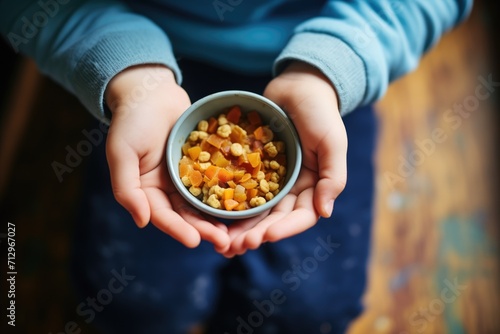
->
[70, 59, 377, 334]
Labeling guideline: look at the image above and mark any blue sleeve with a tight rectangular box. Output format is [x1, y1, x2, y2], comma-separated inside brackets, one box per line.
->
[274, 0, 473, 115]
[0, 0, 182, 123]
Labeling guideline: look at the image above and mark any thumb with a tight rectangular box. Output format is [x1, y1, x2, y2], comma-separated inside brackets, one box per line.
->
[106, 136, 151, 227]
[314, 119, 348, 218]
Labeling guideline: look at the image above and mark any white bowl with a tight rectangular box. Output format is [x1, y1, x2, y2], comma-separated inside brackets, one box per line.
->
[166, 90, 302, 219]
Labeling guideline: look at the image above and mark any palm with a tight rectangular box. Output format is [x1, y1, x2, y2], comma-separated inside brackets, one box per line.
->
[105, 66, 230, 250]
[222, 62, 347, 257]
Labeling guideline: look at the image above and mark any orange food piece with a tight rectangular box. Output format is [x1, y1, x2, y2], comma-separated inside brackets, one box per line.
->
[179, 164, 193, 178]
[189, 170, 203, 187]
[207, 176, 219, 187]
[187, 146, 202, 160]
[218, 168, 234, 182]
[247, 110, 262, 125]
[205, 165, 220, 180]
[230, 125, 247, 143]
[251, 163, 262, 177]
[247, 152, 261, 168]
[240, 179, 258, 189]
[207, 117, 218, 133]
[239, 173, 251, 183]
[233, 169, 245, 181]
[234, 185, 247, 202]
[246, 188, 258, 199]
[226, 105, 242, 124]
[234, 193, 247, 203]
[224, 199, 239, 211]
[207, 134, 224, 149]
[235, 202, 249, 211]
[211, 151, 230, 167]
[237, 152, 248, 165]
[223, 188, 234, 200]
[253, 126, 264, 141]
[220, 140, 232, 156]
[199, 139, 211, 152]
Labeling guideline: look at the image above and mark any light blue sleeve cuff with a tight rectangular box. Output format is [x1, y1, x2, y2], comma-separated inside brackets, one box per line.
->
[72, 30, 182, 124]
[273, 32, 366, 116]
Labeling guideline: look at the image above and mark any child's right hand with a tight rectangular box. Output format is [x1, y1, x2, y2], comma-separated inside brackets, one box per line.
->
[104, 65, 230, 251]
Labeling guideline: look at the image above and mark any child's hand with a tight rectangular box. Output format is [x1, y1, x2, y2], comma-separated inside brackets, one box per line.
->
[105, 65, 230, 251]
[222, 62, 348, 257]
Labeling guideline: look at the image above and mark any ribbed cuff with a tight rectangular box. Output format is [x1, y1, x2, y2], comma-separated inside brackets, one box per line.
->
[72, 30, 181, 124]
[274, 32, 366, 115]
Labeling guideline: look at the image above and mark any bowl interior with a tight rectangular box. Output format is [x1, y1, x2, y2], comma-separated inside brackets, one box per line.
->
[167, 91, 302, 219]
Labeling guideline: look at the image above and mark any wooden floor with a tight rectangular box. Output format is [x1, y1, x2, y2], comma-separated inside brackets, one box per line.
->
[0, 1, 498, 333]
[348, 2, 499, 334]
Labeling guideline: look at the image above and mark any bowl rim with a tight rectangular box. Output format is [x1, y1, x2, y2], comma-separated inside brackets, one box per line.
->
[166, 90, 302, 219]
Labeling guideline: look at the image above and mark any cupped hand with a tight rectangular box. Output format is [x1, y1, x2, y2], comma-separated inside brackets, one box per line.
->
[105, 65, 230, 251]
[222, 62, 348, 257]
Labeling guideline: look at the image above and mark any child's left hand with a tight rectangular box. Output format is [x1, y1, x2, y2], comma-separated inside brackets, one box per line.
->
[221, 62, 348, 257]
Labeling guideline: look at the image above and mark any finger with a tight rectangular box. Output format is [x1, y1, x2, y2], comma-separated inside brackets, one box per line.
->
[144, 187, 201, 248]
[242, 195, 297, 250]
[170, 194, 231, 250]
[106, 139, 151, 227]
[226, 169, 314, 255]
[226, 194, 296, 256]
[265, 188, 319, 242]
[226, 211, 268, 241]
[314, 116, 347, 218]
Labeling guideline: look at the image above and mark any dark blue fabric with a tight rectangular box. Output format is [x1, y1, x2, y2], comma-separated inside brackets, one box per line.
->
[70, 59, 377, 334]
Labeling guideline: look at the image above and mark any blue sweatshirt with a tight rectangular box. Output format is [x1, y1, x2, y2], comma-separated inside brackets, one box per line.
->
[0, 0, 472, 123]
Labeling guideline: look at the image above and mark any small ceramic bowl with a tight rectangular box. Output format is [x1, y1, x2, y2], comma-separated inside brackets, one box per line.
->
[166, 90, 302, 219]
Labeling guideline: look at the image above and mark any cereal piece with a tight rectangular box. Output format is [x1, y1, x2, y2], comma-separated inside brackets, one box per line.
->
[202, 185, 210, 196]
[270, 160, 280, 170]
[197, 120, 209, 132]
[270, 172, 280, 183]
[189, 186, 202, 197]
[218, 114, 228, 125]
[275, 141, 285, 153]
[255, 126, 273, 143]
[207, 194, 221, 208]
[198, 162, 211, 171]
[217, 124, 232, 138]
[230, 143, 244, 156]
[256, 171, 265, 181]
[198, 151, 211, 162]
[278, 165, 286, 177]
[268, 181, 279, 192]
[189, 131, 200, 142]
[209, 185, 225, 198]
[181, 176, 191, 187]
[264, 142, 278, 158]
[263, 160, 270, 169]
[259, 179, 270, 193]
[249, 196, 266, 207]
[198, 131, 208, 140]
[265, 192, 274, 201]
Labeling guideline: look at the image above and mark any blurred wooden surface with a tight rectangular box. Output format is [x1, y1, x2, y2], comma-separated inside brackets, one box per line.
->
[0, 1, 498, 334]
[348, 2, 499, 334]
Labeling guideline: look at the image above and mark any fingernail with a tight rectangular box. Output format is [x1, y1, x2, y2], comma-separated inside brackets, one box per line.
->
[323, 200, 335, 218]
